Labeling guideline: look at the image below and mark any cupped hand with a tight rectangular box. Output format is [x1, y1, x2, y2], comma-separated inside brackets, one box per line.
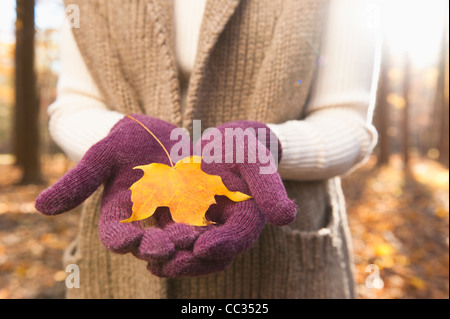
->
[35, 114, 193, 263]
[146, 121, 297, 277]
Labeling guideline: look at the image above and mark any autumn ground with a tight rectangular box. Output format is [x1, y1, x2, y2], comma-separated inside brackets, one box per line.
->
[0, 154, 448, 299]
[342, 155, 449, 299]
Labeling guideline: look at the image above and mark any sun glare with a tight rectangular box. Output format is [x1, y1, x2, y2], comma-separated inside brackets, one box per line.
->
[379, 0, 448, 67]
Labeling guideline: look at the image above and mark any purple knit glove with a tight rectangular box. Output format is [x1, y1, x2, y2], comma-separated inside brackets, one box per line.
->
[147, 121, 297, 277]
[35, 114, 194, 262]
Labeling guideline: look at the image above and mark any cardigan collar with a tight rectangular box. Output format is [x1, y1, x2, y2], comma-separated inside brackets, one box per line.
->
[148, 0, 242, 127]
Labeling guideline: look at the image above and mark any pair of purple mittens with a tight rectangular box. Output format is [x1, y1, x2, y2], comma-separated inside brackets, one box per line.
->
[35, 114, 296, 277]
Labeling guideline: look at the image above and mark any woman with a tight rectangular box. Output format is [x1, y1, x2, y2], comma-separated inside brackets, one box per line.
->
[36, 0, 380, 298]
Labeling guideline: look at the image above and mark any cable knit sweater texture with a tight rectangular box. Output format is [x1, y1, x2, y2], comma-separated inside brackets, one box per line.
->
[52, 0, 381, 299]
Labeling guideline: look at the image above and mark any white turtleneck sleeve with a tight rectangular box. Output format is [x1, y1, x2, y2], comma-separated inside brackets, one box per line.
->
[267, 0, 381, 180]
[48, 0, 380, 181]
[47, 24, 124, 163]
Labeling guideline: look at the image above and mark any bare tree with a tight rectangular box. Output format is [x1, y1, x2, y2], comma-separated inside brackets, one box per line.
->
[435, 20, 449, 167]
[375, 42, 391, 166]
[14, 0, 43, 184]
[402, 54, 411, 169]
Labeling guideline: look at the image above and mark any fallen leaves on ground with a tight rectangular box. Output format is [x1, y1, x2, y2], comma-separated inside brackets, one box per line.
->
[342, 155, 449, 299]
[0, 155, 79, 299]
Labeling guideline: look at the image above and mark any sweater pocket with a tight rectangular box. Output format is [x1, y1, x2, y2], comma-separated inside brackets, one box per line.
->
[284, 178, 355, 298]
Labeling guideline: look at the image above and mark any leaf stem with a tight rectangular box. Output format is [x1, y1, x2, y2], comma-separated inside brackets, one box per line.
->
[126, 115, 174, 167]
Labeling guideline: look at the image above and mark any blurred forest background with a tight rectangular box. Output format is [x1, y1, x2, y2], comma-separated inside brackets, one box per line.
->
[0, 0, 448, 299]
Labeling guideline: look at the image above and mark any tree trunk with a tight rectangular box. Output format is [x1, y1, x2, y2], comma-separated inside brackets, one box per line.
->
[402, 54, 411, 169]
[436, 21, 449, 167]
[14, 0, 43, 184]
[375, 43, 391, 166]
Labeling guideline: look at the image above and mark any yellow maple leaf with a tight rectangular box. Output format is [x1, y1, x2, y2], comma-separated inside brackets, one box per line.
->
[121, 115, 252, 226]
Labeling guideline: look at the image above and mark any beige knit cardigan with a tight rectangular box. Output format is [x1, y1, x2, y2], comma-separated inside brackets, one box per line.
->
[63, 0, 357, 299]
